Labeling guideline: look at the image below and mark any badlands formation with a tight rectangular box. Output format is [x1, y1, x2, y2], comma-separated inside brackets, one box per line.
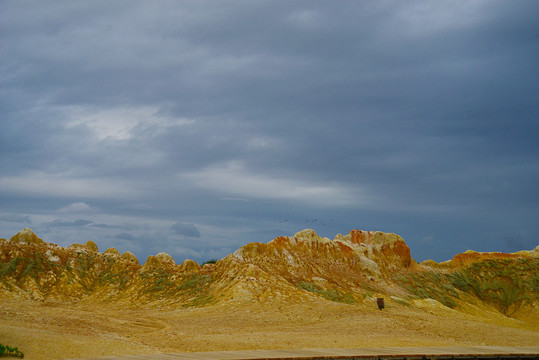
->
[1, 228, 538, 359]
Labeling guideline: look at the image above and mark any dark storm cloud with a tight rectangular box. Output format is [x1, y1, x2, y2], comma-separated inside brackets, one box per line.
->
[1, 1, 537, 262]
[170, 222, 201, 238]
[91, 223, 128, 230]
[115, 232, 136, 241]
[47, 219, 94, 228]
[0, 214, 31, 224]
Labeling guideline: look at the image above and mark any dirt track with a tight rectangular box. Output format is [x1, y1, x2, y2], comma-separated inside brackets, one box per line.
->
[1, 297, 537, 360]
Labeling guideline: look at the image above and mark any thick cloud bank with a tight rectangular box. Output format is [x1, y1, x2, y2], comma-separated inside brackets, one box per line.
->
[1, 1, 537, 263]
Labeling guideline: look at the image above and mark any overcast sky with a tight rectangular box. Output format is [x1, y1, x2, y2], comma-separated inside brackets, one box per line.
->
[1, 0, 537, 264]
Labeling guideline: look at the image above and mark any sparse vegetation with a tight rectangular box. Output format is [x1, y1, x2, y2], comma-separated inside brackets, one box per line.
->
[140, 269, 175, 293]
[0, 254, 62, 289]
[75, 254, 96, 278]
[393, 257, 539, 315]
[202, 259, 218, 265]
[178, 273, 216, 307]
[448, 258, 539, 315]
[183, 294, 216, 308]
[392, 297, 412, 307]
[137, 270, 216, 305]
[0, 258, 25, 278]
[98, 269, 131, 289]
[393, 271, 458, 308]
[0, 344, 24, 358]
[359, 282, 378, 298]
[297, 281, 355, 304]
[177, 273, 213, 292]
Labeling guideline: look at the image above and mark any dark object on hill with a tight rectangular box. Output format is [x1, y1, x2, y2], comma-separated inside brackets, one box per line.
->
[377, 297, 385, 310]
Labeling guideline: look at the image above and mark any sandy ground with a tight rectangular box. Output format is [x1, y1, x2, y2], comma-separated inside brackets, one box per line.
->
[1, 297, 538, 360]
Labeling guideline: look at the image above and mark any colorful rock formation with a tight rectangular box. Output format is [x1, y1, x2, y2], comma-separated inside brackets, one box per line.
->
[1, 228, 537, 321]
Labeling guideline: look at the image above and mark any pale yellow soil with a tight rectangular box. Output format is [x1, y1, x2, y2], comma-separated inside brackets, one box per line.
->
[1, 297, 537, 360]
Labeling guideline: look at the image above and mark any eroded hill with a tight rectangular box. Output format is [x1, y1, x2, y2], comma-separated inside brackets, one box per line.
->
[1, 228, 538, 322]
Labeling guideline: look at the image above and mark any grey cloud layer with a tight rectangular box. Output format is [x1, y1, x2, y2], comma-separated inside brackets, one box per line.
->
[170, 222, 201, 238]
[1, 1, 537, 262]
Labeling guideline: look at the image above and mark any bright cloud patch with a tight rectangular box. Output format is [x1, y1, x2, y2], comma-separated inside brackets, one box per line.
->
[182, 161, 366, 207]
[57, 202, 99, 214]
[63, 105, 195, 141]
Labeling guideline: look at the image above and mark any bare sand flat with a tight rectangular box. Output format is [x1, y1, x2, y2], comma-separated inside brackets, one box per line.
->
[67, 346, 539, 360]
[1, 297, 537, 360]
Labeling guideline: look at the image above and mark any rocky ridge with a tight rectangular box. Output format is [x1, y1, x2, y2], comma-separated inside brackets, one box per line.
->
[1, 228, 537, 320]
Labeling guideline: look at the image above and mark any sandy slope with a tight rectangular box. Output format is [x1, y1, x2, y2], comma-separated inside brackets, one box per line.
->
[1, 296, 537, 360]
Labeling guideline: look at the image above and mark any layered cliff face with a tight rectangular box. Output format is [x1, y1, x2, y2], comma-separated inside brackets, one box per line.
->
[1, 228, 537, 320]
[220, 229, 414, 304]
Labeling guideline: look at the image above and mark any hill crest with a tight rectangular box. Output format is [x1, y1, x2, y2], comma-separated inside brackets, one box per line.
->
[1, 228, 537, 322]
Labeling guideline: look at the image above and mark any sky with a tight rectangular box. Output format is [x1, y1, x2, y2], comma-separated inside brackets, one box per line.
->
[1, 0, 538, 265]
